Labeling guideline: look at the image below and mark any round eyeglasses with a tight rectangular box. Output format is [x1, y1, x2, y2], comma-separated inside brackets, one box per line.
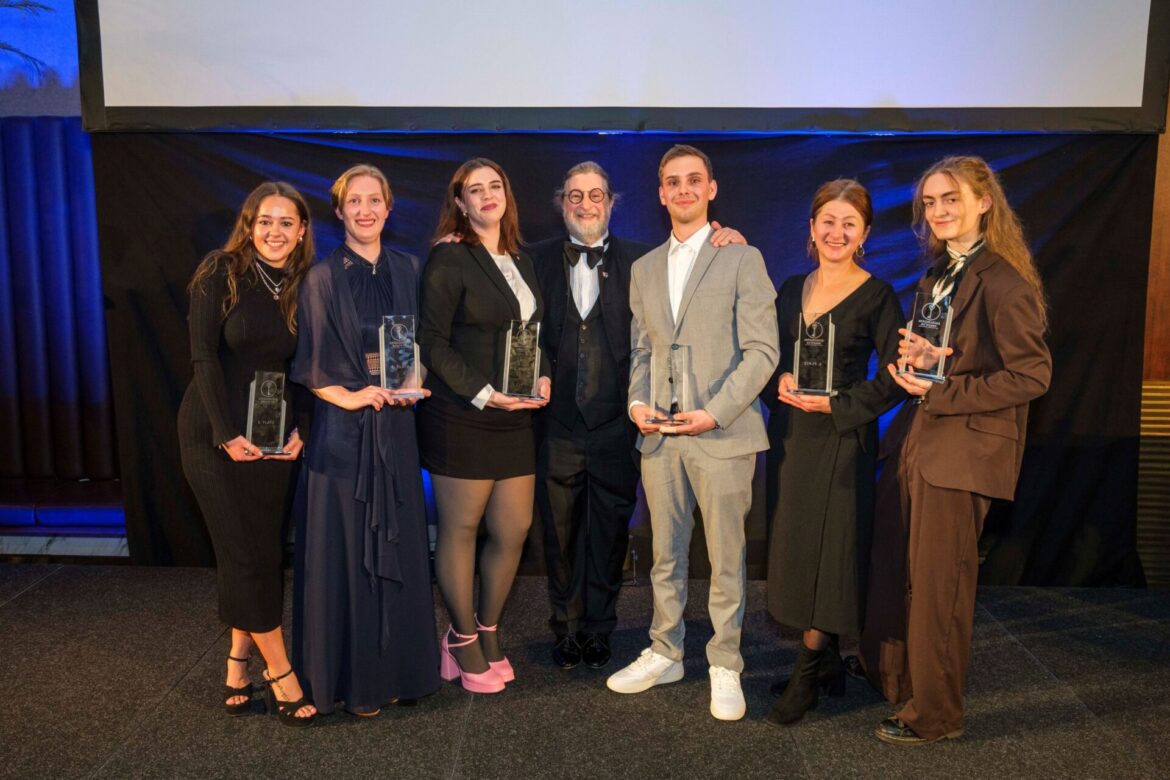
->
[565, 188, 608, 204]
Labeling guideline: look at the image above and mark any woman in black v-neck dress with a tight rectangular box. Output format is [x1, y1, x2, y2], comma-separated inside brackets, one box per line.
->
[178, 182, 317, 725]
[765, 180, 905, 726]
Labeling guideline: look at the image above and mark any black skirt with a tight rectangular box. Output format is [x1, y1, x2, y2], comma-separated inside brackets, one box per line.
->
[416, 396, 535, 479]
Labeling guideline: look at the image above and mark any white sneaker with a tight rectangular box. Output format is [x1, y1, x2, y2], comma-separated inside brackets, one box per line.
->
[709, 666, 746, 721]
[606, 648, 684, 694]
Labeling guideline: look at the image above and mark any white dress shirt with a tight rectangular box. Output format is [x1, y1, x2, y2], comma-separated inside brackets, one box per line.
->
[568, 234, 607, 317]
[667, 223, 711, 322]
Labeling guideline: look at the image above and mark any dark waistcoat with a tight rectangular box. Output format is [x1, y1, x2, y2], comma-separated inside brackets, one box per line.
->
[551, 294, 623, 430]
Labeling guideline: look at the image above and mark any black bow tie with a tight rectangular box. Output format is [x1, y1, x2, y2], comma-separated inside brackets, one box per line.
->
[565, 242, 605, 268]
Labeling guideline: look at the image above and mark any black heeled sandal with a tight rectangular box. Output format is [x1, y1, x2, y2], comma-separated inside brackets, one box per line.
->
[263, 667, 317, 727]
[224, 654, 253, 716]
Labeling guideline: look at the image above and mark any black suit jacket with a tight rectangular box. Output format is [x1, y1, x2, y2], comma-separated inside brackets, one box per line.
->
[419, 241, 546, 413]
[527, 234, 650, 399]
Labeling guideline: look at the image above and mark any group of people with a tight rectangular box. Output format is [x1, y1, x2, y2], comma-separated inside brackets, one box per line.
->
[177, 144, 1051, 745]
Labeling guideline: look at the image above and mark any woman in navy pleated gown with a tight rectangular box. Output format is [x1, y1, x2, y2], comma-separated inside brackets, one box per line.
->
[291, 164, 440, 715]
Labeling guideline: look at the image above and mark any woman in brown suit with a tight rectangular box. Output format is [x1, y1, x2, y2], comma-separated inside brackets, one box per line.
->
[858, 156, 1051, 745]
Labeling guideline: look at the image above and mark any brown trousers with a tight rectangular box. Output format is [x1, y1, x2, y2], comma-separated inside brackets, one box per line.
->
[859, 409, 992, 739]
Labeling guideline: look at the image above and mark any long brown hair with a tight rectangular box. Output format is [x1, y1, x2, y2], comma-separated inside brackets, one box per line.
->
[188, 182, 314, 333]
[807, 178, 872, 261]
[432, 158, 522, 254]
[912, 156, 1047, 327]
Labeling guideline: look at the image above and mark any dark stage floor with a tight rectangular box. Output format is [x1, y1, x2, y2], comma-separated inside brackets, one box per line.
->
[1, 564, 1167, 779]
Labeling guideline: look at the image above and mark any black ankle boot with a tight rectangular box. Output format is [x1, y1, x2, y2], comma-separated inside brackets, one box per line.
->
[767, 645, 824, 726]
[769, 634, 845, 697]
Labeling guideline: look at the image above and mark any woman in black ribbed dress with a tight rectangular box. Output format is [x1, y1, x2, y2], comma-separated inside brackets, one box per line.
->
[177, 181, 317, 725]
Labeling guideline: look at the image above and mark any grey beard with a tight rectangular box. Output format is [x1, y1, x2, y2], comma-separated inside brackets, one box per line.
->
[566, 216, 609, 246]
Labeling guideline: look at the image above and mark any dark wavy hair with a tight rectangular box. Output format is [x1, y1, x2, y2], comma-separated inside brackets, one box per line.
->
[188, 181, 314, 334]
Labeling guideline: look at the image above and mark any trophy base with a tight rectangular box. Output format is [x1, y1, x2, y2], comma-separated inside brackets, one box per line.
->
[256, 445, 287, 456]
[790, 388, 838, 397]
[389, 390, 427, 399]
[504, 392, 544, 401]
[896, 369, 946, 384]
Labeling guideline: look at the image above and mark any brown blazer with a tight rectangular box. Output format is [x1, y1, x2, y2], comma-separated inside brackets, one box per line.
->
[884, 248, 1051, 500]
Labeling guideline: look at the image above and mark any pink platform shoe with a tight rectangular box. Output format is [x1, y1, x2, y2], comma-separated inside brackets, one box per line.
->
[440, 627, 505, 694]
[476, 616, 515, 683]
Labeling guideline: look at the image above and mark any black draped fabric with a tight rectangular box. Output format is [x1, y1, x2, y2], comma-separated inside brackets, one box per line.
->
[291, 246, 439, 714]
[765, 275, 907, 634]
[91, 131, 1151, 585]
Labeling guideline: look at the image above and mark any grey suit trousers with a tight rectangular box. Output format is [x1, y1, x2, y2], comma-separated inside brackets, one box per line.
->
[643, 435, 753, 672]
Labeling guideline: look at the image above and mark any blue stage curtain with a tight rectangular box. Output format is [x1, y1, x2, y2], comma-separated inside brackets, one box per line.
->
[0, 116, 116, 480]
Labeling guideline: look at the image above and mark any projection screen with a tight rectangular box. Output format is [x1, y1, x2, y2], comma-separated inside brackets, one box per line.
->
[77, 0, 1170, 132]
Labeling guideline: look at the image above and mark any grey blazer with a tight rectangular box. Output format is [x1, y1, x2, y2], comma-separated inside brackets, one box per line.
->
[628, 237, 779, 458]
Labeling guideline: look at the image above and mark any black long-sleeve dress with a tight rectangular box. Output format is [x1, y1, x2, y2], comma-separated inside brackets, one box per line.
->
[765, 273, 905, 635]
[291, 246, 440, 714]
[178, 257, 298, 632]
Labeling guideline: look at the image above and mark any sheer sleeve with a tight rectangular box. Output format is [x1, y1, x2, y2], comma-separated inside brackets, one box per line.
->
[188, 261, 236, 447]
[291, 262, 362, 392]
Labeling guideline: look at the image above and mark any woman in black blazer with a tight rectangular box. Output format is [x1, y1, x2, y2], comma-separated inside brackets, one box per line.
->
[418, 158, 550, 694]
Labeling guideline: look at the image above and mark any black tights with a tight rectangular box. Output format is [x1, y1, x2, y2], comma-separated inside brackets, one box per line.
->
[432, 473, 534, 673]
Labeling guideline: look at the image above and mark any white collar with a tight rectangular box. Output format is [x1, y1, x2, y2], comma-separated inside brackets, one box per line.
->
[668, 223, 711, 255]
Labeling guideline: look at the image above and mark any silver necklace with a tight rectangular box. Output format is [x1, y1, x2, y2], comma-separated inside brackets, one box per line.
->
[254, 260, 284, 300]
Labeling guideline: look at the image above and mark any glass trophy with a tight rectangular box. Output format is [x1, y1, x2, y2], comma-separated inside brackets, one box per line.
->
[501, 320, 543, 399]
[898, 292, 954, 383]
[792, 313, 837, 397]
[647, 344, 690, 426]
[246, 370, 287, 455]
[378, 314, 424, 399]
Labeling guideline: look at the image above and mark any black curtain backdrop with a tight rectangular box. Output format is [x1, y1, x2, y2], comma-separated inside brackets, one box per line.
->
[90, 132, 1151, 584]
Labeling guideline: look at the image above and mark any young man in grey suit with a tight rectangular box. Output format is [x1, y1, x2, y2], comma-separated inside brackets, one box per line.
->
[606, 145, 779, 721]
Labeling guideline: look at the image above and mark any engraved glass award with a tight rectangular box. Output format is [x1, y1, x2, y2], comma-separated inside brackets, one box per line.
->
[792, 313, 837, 396]
[378, 314, 424, 399]
[501, 320, 542, 399]
[647, 344, 690, 426]
[898, 292, 954, 384]
[246, 370, 287, 455]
